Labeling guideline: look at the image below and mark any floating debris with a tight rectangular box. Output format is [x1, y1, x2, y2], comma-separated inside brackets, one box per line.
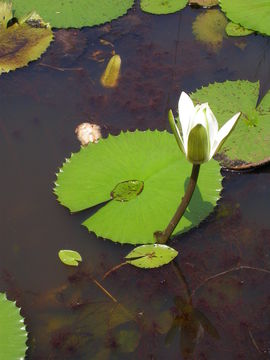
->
[75, 123, 101, 146]
[100, 54, 121, 88]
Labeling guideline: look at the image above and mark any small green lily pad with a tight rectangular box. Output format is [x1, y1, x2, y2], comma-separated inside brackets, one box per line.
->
[111, 180, 144, 201]
[55, 131, 222, 244]
[220, 0, 270, 36]
[12, 0, 135, 28]
[140, 0, 188, 14]
[0, 293, 28, 360]
[58, 249, 82, 266]
[125, 244, 178, 268]
[226, 22, 254, 37]
[191, 80, 270, 168]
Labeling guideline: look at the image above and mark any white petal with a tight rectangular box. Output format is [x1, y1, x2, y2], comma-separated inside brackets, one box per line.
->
[192, 104, 208, 126]
[210, 112, 241, 158]
[168, 109, 185, 154]
[205, 104, 218, 151]
[178, 92, 195, 150]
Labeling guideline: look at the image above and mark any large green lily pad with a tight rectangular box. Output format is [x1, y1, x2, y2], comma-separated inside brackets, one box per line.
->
[12, 0, 135, 28]
[220, 0, 270, 36]
[0, 2, 53, 75]
[0, 293, 28, 360]
[55, 131, 222, 244]
[191, 80, 270, 169]
[140, 0, 188, 14]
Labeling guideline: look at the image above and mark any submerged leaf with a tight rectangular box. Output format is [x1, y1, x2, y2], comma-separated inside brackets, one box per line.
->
[114, 329, 140, 353]
[192, 9, 228, 52]
[75, 123, 102, 146]
[125, 244, 178, 268]
[0, 3, 53, 75]
[54, 131, 222, 245]
[165, 296, 219, 356]
[226, 22, 254, 37]
[191, 80, 270, 168]
[220, 0, 270, 36]
[189, 0, 218, 8]
[12, 0, 135, 28]
[0, 293, 28, 360]
[58, 249, 82, 266]
[101, 54, 121, 88]
[140, 0, 188, 14]
[193, 309, 220, 339]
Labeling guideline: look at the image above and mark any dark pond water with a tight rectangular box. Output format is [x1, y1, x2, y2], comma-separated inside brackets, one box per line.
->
[0, 2, 270, 359]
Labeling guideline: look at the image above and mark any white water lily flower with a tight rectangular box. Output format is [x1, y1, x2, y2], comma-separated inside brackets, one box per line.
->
[169, 91, 241, 164]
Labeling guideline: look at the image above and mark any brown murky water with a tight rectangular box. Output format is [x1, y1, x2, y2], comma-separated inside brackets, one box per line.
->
[0, 3, 269, 359]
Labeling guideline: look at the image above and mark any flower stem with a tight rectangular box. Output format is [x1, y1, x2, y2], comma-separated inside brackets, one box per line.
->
[154, 164, 200, 244]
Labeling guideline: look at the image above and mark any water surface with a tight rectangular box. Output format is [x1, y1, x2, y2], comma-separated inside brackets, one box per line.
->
[0, 4, 269, 359]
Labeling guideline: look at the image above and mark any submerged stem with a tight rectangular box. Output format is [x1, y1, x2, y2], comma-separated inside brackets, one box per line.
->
[154, 164, 200, 244]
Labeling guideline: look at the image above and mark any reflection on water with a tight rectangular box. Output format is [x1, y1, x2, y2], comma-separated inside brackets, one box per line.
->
[165, 262, 219, 359]
[0, 3, 269, 359]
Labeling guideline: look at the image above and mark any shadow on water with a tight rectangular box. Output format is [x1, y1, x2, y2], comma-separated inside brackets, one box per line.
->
[0, 3, 270, 360]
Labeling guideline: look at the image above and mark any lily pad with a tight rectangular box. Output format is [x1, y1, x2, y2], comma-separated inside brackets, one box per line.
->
[226, 22, 254, 37]
[125, 244, 178, 268]
[220, 0, 270, 36]
[192, 9, 228, 52]
[0, 293, 28, 360]
[140, 0, 188, 15]
[55, 131, 222, 244]
[58, 249, 82, 266]
[191, 80, 270, 168]
[12, 0, 135, 29]
[0, 3, 53, 75]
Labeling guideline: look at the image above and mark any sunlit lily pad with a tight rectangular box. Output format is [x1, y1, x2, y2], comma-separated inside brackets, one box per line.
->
[58, 249, 82, 266]
[226, 22, 254, 37]
[12, 0, 134, 28]
[191, 80, 270, 169]
[0, 293, 28, 360]
[220, 0, 270, 36]
[55, 131, 222, 244]
[140, 0, 188, 14]
[192, 9, 228, 52]
[125, 244, 178, 268]
[0, 3, 53, 75]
